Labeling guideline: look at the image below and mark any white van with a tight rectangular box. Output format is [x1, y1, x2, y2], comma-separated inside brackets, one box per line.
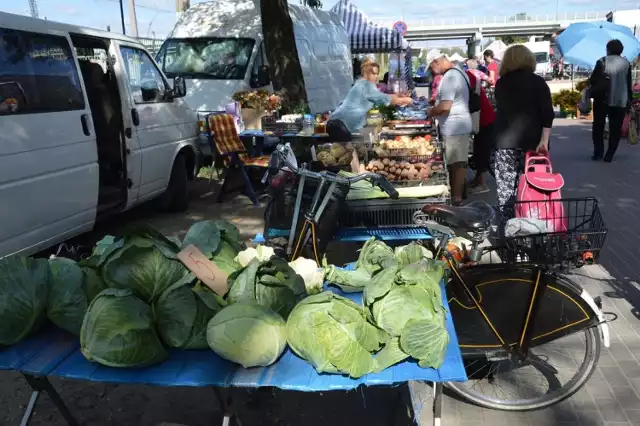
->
[0, 13, 200, 258]
[155, 0, 353, 153]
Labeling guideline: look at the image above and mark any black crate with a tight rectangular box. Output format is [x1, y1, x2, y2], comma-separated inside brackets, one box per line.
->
[345, 196, 449, 228]
[261, 116, 303, 134]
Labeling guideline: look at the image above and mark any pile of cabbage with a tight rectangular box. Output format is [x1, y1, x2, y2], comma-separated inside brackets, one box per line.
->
[0, 221, 322, 369]
[287, 238, 449, 377]
[1, 231, 447, 378]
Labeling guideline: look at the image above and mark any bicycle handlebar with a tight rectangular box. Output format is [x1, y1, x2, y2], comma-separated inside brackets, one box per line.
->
[268, 144, 399, 199]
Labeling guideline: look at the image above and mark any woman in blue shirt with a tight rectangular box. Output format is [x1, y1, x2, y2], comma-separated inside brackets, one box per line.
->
[327, 60, 413, 142]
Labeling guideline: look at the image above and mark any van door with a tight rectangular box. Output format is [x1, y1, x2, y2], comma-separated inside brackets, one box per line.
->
[115, 42, 190, 201]
[0, 27, 98, 257]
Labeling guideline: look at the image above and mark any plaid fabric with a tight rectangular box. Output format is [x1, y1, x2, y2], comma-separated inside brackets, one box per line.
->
[208, 113, 245, 155]
[239, 154, 270, 167]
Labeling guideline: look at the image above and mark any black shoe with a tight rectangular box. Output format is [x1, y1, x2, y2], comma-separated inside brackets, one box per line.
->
[603, 155, 613, 163]
[592, 154, 603, 161]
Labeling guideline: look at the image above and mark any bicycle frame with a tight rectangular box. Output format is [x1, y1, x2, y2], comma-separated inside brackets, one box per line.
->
[427, 221, 611, 360]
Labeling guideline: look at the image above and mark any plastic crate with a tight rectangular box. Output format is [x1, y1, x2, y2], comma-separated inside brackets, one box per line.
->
[261, 116, 303, 134]
[345, 196, 449, 228]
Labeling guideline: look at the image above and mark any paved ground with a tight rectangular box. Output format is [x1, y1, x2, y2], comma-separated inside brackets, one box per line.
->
[409, 119, 640, 426]
[2, 119, 640, 426]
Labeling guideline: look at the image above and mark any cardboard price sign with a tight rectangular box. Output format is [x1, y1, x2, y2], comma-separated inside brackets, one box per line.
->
[177, 245, 228, 296]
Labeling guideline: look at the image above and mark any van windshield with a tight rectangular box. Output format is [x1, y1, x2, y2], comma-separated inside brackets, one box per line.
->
[535, 52, 549, 64]
[159, 38, 255, 80]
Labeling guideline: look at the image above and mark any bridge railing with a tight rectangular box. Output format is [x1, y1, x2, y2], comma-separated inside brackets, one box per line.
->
[372, 11, 609, 29]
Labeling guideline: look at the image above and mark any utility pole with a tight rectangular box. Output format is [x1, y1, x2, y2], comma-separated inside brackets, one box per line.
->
[28, 0, 38, 18]
[128, 0, 139, 38]
[119, 0, 126, 34]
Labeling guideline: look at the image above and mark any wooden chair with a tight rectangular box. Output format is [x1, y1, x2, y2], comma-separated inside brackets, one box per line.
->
[207, 113, 270, 206]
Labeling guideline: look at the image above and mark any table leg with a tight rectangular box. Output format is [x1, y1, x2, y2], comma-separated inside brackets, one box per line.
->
[433, 382, 443, 426]
[213, 388, 243, 426]
[21, 374, 78, 426]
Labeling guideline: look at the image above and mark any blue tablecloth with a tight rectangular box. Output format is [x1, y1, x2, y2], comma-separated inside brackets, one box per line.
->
[1, 276, 466, 392]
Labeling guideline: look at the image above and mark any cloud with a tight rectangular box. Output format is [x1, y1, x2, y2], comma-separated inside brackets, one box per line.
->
[56, 5, 81, 15]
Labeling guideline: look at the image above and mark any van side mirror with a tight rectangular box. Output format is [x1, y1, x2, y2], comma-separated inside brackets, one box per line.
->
[172, 76, 187, 98]
[257, 65, 270, 87]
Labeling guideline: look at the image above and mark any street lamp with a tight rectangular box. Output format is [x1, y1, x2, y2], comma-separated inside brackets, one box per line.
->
[119, 0, 126, 34]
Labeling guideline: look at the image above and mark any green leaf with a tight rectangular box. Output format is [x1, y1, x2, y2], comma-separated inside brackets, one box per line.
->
[153, 275, 198, 348]
[81, 267, 106, 302]
[80, 288, 167, 368]
[363, 265, 397, 305]
[373, 337, 410, 373]
[0, 256, 49, 346]
[324, 265, 372, 293]
[182, 220, 222, 254]
[400, 319, 449, 369]
[371, 286, 435, 337]
[47, 257, 87, 335]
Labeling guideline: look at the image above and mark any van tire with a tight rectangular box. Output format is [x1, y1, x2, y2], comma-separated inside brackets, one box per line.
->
[159, 154, 189, 212]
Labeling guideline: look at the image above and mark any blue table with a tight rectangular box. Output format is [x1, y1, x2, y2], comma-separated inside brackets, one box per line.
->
[1, 280, 465, 426]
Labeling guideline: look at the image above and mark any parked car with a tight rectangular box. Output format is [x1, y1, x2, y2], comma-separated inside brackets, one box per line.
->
[0, 12, 200, 258]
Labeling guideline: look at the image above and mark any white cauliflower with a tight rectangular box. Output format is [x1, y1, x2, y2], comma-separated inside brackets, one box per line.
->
[288, 257, 323, 295]
[234, 245, 276, 267]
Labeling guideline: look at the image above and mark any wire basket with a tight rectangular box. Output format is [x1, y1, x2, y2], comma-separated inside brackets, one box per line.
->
[494, 198, 607, 268]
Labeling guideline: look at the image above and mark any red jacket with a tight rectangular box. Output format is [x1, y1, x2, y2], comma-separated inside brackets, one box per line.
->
[466, 71, 495, 128]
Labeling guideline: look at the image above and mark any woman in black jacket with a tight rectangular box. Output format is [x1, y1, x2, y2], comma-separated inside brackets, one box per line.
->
[494, 45, 555, 206]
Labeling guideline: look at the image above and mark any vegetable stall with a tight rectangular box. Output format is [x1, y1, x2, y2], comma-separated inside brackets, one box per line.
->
[0, 220, 465, 426]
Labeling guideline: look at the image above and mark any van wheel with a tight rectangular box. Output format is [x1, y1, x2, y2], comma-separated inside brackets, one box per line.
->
[159, 154, 189, 212]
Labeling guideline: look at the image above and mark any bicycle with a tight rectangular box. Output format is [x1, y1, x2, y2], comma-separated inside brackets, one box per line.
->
[413, 200, 613, 411]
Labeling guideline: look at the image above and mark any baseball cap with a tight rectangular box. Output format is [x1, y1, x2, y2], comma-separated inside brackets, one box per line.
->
[425, 49, 445, 65]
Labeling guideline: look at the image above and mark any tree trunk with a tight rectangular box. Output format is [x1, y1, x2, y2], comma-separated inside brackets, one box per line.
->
[260, 0, 308, 111]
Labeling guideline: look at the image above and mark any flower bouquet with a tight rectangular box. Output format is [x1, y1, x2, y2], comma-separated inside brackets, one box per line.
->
[232, 89, 282, 129]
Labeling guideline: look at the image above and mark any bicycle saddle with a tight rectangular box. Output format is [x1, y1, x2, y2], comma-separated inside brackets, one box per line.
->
[423, 201, 495, 231]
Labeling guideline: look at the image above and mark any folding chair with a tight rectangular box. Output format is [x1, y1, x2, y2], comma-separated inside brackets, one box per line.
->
[207, 113, 270, 206]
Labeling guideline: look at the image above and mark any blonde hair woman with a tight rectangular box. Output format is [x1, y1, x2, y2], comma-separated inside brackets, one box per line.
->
[327, 60, 413, 142]
[493, 44, 554, 206]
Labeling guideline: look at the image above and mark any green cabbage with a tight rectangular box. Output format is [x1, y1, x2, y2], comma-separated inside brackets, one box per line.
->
[228, 257, 306, 318]
[206, 303, 287, 368]
[364, 260, 449, 372]
[47, 257, 90, 335]
[394, 242, 433, 266]
[0, 256, 49, 346]
[154, 274, 226, 349]
[80, 288, 167, 368]
[356, 238, 396, 275]
[181, 220, 243, 276]
[323, 263, 372, 293]
[101, 234, 187, 304]
[286, 292, 389, 378]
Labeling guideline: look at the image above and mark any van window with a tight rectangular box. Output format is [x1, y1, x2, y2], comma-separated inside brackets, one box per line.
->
[119, 46, 168, 103]
[158, 38, 255, 80]
[0, 28, 85, 115]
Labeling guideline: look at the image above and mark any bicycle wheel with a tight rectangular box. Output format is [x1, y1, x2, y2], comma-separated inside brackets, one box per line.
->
[447, 271, 601, 411]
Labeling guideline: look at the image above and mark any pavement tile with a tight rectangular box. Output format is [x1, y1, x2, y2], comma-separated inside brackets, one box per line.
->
[615, 360, 640, 379]
[576, 410, 604, 426]
[598, 366, 631, 386]
[592, 398, 628, 423]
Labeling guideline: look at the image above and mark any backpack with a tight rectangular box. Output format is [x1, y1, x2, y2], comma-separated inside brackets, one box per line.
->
[515, 152, 567, 233]
[578, 88, 592, 115]
[446, 67, 482, 134]
[588, 56, 609, 101]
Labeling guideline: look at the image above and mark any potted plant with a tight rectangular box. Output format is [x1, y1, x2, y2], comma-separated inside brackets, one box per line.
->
[232, 89, 282, 130]
[552, 89, 581, 119]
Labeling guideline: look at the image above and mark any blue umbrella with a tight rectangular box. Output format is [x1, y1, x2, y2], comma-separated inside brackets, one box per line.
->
[556, 21, 640, 69]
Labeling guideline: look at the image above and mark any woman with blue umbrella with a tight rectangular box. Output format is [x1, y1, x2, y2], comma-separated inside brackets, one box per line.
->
[556, 21, 638, 162]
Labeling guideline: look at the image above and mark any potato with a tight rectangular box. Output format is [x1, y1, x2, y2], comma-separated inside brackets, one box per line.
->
[389, 166, 396, 174]
[382, 158, 390, 166]
[389, 159, 397, 167]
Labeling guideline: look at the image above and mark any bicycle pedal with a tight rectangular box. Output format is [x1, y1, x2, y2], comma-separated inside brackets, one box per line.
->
[593, 296, 602, 310]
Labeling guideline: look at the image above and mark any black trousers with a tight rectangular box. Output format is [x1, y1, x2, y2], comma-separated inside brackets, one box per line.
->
[472, 122, 494, 173]
[326, 119, 352, 142]
[593, 101, 627, 159]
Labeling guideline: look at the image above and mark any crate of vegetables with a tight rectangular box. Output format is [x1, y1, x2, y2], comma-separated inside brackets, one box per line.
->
[364, 157, 447, 186]
[372, 135, 442, 159]
[315, 142, 368, 168]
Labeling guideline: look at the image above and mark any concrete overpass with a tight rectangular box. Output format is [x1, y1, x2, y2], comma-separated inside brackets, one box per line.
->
[372, 11, 609, 41]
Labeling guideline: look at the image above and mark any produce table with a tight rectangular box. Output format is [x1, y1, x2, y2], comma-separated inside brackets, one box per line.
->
[1, 275, 466, 426]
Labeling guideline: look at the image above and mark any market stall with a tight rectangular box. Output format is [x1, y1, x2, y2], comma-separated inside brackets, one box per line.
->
[330, 0, 415, 95]
[0, 221, 465, 426]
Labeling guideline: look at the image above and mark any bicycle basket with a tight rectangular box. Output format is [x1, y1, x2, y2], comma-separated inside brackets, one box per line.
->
[495, 197, 607, 268]
[263, 173, 348, 260]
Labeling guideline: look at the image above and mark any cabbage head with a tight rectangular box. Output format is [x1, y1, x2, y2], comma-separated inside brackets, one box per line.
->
[286, 292, 389, 378]
[0, 256, 49, 346]
[101, 234, 187, 303]
[394, 242, 433, 267]
[364, 260, 449, 372]
[154, 274, 226, 349]
[228, 257, 306, 318]
[206, 303, 286, 368]
[356, 237, 396, 275]
[47, 257, 92, 335]
[80, 288, 167, 368]
[181, 220, 243, 276]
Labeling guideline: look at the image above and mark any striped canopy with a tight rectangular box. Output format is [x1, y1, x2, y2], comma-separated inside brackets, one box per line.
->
[330, 0, 408, 53]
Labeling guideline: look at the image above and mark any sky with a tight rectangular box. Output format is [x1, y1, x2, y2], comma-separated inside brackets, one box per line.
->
[1, 0, 638, 44]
